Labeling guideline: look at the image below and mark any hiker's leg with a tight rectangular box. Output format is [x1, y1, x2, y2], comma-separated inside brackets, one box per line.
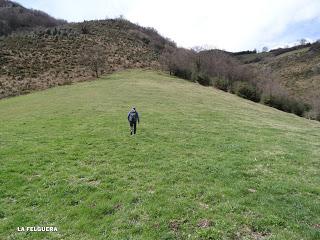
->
[130, 122, 133, 135]
[134, 122, 137, 134]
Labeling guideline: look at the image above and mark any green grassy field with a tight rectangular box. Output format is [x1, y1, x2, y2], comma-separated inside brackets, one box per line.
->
[0, 70, 319, 239]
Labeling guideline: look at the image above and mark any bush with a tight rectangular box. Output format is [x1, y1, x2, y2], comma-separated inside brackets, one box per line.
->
[262, 94, 309, 116]
[232, 81, 261, 102]
[173, 68, 192, 80]
[290, 100, 310, 117]
[263, 95, 287, 111]
[80, 23, 90, 34]
[193, 73, 211, 86]
[213, 78, 229, 92]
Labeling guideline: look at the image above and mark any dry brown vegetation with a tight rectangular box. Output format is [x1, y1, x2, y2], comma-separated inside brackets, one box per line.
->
[161, 46, 317, 119]
[0, 18, 175, 98]
[234, 42, 320, 119]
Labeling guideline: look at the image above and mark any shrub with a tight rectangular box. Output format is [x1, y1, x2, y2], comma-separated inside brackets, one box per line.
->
[262, 94, 309, 116]
[213, 78, 229, 92]
[80, 23, 90, 34]
[193, 73, 211, 86]
[290, 100, 310, 117]
[173, 68, 192, 80]
[263, 94, 287, 111]
[233, 81, 261, 102]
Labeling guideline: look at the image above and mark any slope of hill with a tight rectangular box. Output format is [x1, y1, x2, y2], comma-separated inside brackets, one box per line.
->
[0, 18, 175, 99]
[1, 1, 319, 121]
[235, 43, 320, 105]
[0, 70, 319, 239]
[0, 0, 66, 36]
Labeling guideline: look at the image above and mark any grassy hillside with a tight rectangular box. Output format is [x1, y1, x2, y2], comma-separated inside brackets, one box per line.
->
[0, 70, 319, 239]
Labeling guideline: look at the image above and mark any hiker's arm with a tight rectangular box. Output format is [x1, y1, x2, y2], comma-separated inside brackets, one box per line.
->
[137, 112, 140, 123]
[127, 112, 130, 122]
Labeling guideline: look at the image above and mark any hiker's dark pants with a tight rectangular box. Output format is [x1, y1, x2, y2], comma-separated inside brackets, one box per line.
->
[129, 121, 137, 134]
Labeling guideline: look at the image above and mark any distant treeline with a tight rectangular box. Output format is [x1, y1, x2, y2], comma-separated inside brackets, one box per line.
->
[270, 43, 312, 56]
[0, 0, 66, 36]
[231, 42, 318, 57]
[231, 50, 257, 56]
[160, 47, 318, 120]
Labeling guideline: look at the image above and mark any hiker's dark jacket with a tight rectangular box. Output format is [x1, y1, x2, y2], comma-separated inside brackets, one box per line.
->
[128, 110, 139, 123]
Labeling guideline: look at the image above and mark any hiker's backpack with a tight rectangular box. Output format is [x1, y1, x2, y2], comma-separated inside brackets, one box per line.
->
[128, 111, 137, 122]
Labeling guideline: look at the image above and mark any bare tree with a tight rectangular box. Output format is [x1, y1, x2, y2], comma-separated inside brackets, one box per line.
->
[299, 38, 308, 45]
[82, 45, 107, 78]
[160, 47, 195, 78]
[159, 50, 175, 75]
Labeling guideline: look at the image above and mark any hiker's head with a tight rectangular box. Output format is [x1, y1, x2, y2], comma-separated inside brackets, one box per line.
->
[132, 106, 136, 111]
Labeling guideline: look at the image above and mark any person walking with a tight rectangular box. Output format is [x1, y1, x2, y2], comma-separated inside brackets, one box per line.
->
[128, 107, 140, 135]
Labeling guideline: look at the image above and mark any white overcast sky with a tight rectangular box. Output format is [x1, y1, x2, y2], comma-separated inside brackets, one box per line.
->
[17, 0, 320, 51]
